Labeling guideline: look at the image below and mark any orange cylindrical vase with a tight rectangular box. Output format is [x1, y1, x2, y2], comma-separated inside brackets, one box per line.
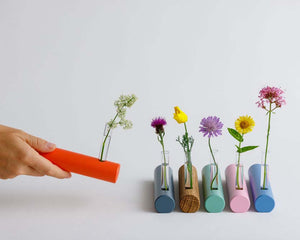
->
[41, 148, 120, 183]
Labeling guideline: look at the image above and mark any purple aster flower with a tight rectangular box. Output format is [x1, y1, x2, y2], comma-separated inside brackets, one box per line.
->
[199, 116, 223, 138]
[151, 117, 167, 134]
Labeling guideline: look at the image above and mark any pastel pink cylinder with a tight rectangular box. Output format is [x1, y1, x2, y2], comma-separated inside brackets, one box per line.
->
[225, 164, 250, 213]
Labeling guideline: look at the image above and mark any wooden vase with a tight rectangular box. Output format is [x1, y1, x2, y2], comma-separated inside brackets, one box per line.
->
[178, 165, 200, 213]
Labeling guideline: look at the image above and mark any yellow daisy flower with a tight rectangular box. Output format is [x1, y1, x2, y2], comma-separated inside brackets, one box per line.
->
[235, 115, 255, 134]
[173, 106, 188, 124]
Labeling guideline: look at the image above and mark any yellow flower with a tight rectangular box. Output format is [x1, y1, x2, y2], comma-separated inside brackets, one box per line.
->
[173, 106, 188, 124]
[235, 115, 255, 134]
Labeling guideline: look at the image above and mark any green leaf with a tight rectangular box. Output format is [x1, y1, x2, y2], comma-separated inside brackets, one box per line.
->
[237, 146, 259, 153]
[235, 145, 241, 151]
[227, 128, 244, 142]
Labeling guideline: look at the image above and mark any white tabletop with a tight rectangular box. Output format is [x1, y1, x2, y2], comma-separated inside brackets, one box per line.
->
[0, 1, 299, 239]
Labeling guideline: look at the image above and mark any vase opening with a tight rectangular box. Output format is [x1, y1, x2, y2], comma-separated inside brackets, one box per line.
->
[235, 163, 244, 190]
[210, 163, 219, 190]
[209, 149, 219, 190]
[184, 151, 193, 189]
[161, 151, 170, 190]
[260, 150, 270, 190]
[260, 163, 269, 190]
[99, 123, 112, 161]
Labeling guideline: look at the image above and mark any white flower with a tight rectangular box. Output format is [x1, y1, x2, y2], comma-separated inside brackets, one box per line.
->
[126, 94, 137, 107]
[119, 119, 133, 129]
[114, 94, 137, 109]
[107, 94, 137, 131]
[117, 108, 126, 119]
[107, 119, 118, 129]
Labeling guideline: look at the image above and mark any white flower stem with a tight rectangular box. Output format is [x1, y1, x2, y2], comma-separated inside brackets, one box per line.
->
[99, 112, 118, 161]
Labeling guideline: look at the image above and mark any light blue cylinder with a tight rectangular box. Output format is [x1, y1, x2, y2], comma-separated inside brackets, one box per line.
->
[202, 164, 225, 213]
[154, 165, 175, 213]
[248, 164, 275, 212]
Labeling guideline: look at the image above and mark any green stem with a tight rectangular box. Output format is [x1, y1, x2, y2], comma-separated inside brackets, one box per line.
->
[236, 134, 243, 189]
[236, 142, 241, 189]
[263, 102, 272, 189]
[158, 132, 168, 190]
[184, 122, 193, 189]
[99, 112, 119, 161]
[209, 137, 218, 190]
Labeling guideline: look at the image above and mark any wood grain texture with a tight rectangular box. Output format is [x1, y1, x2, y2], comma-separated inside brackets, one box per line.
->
[178, 165, 200, 213]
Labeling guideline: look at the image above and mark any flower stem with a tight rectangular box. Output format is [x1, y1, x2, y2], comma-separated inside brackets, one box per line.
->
[184, 122, 193, 189]
[99, 112, 118, 161]
[236, 134, 243, 189]
[236, 143, 241, 189]
[209, 137, 218, 190]
[158, 132, 168, 190]
[263, 102, 272, 189]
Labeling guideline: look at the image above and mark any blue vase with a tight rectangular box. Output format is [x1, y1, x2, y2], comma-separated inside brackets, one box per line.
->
[154, 151, 175, 213]
[248, 164, 275, 212]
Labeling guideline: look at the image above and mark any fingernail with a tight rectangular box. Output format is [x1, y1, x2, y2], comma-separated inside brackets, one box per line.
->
[46, 142, 56, 150]
[66, 172, 72, 178]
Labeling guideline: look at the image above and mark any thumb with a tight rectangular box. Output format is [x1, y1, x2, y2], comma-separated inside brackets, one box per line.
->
[25, 134, 56, 153]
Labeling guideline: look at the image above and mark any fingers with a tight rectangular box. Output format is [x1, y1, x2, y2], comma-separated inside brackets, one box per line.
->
[21, 166, 45, 177]
[2, 128, 71, 179]
[0, 171, 17, 179]
[20, 133, 71, 179]
[0, 163, 41, 179]
[0, 126, 71, 180]
[24, 133, 56, 153]
[28, 149, 71, 179]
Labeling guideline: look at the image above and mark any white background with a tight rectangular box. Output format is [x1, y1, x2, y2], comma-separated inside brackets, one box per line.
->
[1, 0, 300, 239]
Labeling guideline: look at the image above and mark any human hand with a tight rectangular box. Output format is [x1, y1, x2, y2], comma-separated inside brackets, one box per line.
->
[0, 124, 71, 179]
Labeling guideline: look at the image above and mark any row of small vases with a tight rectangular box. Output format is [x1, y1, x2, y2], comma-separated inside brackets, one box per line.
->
[153, 152, 275, 213]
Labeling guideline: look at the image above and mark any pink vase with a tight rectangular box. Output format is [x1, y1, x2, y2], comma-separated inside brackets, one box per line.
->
[225, 164, 250, 213]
